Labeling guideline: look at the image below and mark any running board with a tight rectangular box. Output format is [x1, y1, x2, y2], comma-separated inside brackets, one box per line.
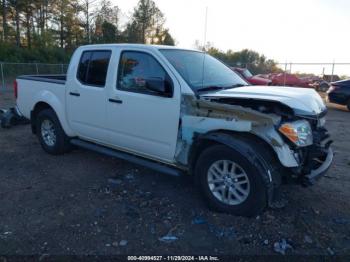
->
[70, 139, 183, 177]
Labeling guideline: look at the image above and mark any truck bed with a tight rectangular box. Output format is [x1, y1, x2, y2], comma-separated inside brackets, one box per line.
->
[16, 74, 67, 121]
[17, 74, 66, 85]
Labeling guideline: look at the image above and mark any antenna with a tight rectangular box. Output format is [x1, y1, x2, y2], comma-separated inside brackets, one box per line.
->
[200, 6, 208, 92]
[203, 6, 208, 51]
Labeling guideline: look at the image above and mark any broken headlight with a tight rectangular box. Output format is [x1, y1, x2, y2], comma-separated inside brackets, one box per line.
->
[279, 120, 313, 147]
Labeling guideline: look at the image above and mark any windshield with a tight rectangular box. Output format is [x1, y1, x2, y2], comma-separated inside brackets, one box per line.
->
[159, 49, 247, 92]
[242, 69, 253, 78]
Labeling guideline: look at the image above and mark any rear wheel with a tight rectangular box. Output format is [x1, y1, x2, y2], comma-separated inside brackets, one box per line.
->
[195, 144, 269, 217]
[36, 109, 71, 155]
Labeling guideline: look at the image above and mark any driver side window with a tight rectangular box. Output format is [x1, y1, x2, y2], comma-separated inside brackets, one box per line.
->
[117, 51, 168, 95]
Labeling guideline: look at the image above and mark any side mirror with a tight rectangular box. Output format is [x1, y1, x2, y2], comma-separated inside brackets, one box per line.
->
[145, 77, 173, 97]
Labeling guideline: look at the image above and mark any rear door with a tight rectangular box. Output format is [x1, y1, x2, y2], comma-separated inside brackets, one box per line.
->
[106, 49, 181, 162]
[66, 50, 112, 143]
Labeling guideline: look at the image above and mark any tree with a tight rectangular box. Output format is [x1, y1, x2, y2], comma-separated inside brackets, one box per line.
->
[93, 0, 120, 43]
[123, 20, 142, 43]
[1, 0, 8, 41]
[23, 0, 36, 48]
[101, 21, 116, 43]
[82, 0, 97, 43]
[126, 0, 174, 45]
[51, 0, 83, 49]
[7, 0, 25, 46]
[160, 29, 175, 45]
[195, 42, 281, 74]
[0, 0, 176, 62]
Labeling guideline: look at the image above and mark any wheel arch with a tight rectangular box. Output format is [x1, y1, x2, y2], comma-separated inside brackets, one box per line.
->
[188, 130, 278, 175]
[31, 99, 74, 137]
[31, 102, 53, 134]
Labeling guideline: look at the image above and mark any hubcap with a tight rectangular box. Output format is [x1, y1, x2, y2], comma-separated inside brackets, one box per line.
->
[207, 160, 250, 205]
[41, 119, 56, 147]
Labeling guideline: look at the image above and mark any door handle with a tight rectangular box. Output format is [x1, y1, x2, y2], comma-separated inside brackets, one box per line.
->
[69, 92, 80, 97]
[108, 98, 123, 104]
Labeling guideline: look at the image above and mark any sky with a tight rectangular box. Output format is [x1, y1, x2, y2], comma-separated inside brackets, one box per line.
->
[111, 0, 350, 75]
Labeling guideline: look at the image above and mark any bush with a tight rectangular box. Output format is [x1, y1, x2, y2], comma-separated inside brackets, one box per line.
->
[0, 43, 72, 63]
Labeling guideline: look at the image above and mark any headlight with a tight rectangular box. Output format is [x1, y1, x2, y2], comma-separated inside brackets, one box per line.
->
[279, 120, 313, 147]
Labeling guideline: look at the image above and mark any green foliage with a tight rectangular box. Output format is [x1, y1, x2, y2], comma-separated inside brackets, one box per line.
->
[0, 0, 175, 63]
[0, 42, 71, 63]
[204, 45, 281, 74]
[101, 21, 117, 43]
[124, 0, 174, 45]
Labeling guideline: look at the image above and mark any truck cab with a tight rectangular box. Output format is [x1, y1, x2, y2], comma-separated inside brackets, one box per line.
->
[15, 44, 333, 216]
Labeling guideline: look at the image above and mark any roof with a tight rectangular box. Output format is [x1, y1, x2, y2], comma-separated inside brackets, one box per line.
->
[78, 43, 200, 52]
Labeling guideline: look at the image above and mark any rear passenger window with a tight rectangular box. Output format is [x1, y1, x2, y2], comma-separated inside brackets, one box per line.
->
[77, 50, 111, 87]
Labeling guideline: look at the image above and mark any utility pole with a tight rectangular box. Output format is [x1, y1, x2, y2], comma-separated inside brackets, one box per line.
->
[83, 0, 99, 44]
[86, 0, 91, 43]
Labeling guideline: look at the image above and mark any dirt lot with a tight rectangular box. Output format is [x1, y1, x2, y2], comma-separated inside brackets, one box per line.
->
[0, 89, 350, 257]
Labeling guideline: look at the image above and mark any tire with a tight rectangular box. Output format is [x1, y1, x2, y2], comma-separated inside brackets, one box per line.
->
[36, 109, 71, 155]
[195, 144, 269, 217]
[347, 100, 350, 111]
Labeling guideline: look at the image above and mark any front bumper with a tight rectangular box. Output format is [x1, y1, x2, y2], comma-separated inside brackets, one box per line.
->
[302, 147, 333, 186]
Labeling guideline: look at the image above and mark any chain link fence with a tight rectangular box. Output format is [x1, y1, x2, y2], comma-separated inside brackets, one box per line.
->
[0, 62, 68, 108]
[0, 62, 69, 90]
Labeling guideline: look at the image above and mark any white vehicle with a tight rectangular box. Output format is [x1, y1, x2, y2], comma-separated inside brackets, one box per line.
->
[15, 44, 333, 216]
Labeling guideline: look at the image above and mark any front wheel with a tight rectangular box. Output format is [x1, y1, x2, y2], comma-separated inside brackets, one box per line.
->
[36, 109, 71, 155]
[195, 144, 269, 217]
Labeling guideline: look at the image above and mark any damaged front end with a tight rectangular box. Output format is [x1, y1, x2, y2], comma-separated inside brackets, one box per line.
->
[175, 94, 333, 187]
[290, 118, 334, 186]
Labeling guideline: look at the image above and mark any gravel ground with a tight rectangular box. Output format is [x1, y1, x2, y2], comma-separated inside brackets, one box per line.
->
[0, 90, 350, 256]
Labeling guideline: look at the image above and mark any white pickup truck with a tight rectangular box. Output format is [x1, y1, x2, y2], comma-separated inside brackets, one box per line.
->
[15, 44, 333, 216]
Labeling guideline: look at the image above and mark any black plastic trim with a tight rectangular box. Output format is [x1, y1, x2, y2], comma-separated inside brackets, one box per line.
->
[108, 98, 122, 104]
[17, 75, 66, 85]
[70, 138, 183, 177]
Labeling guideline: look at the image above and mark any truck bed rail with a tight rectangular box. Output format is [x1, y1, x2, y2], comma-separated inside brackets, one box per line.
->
[17, 74, 66, 85]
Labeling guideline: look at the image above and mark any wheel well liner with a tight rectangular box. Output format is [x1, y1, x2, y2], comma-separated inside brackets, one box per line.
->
[30, 102, 54, 134]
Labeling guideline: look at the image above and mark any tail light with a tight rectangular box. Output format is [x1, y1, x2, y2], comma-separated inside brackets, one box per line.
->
[13, 80, 18, 99]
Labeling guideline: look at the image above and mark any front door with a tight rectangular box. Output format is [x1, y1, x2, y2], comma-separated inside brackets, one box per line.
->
[106, 50, 181, 162]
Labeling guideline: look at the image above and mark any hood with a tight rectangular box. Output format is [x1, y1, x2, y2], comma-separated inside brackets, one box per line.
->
[201, 85, 326, 116]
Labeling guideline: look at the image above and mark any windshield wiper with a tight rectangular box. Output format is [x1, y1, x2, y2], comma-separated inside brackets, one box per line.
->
[197, 86, 226, 92]
[197, 84, 247, 93]
[227, 83, 247, 88]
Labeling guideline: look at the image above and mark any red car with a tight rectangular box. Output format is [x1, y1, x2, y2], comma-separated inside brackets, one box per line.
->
[231, 67, 271, 85]
[257, 73, 332, 91]
[257, 73, 312, 88]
